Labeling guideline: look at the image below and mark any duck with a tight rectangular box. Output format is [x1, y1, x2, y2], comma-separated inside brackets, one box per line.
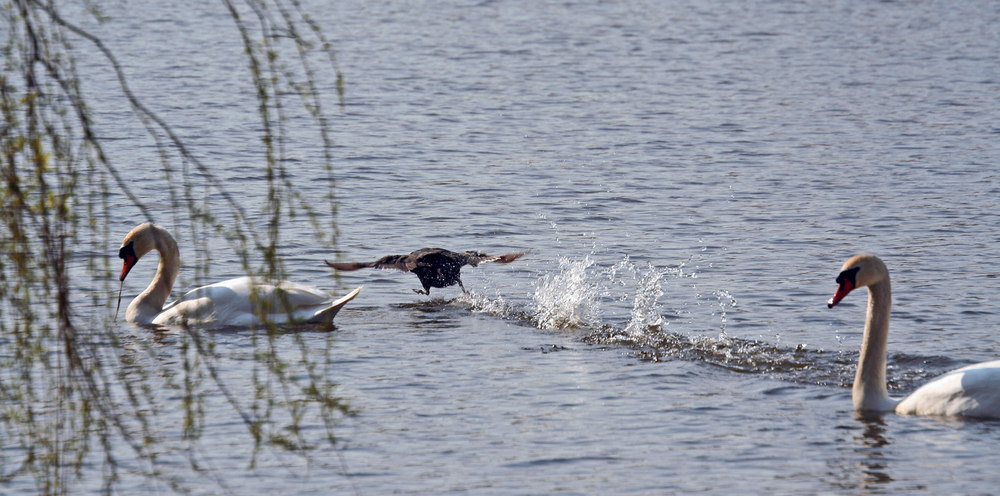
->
[326, 247, 526, 295]
[828, 254, 1000, 418]
[118, 222, 361, 328]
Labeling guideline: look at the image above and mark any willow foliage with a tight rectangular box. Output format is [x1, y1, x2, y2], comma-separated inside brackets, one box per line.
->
[1, 0, 348, 493]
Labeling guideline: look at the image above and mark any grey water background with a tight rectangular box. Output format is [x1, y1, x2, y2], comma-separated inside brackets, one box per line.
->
[47, 0, 1000, 493]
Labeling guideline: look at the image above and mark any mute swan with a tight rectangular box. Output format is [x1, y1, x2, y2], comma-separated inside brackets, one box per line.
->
[828, 254, 1000, 418]
[118, 222, 361, 328]
[326, 247, 526, 295]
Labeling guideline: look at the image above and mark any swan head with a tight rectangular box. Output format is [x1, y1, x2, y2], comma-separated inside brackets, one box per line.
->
[827, 254, 888, 308]
[118, 222, 162, 281]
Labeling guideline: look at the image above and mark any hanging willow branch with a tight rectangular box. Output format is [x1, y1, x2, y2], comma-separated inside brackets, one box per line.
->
[1, 0, 349, 494]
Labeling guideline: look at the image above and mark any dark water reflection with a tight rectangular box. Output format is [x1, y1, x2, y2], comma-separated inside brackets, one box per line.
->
[853, 414, 895, 489]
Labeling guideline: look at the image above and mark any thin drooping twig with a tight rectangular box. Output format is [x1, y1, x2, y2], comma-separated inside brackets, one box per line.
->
[30, 0, 256, 254]
[3, 0, 349, 493]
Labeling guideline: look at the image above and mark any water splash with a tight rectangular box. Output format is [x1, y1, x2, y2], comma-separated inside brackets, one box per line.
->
[463, 290, 525, 322]
[608, 257, 674, 339]
[451, 247, 949, 391]
[532, 256, 599, 329]
[712, 289, 738, 335]
[458, 251, 947, 390]
[528, 253, 702, 334]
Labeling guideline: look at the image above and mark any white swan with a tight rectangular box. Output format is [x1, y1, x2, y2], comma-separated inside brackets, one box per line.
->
[828, 254, 1000, 418]
[118, 222, 361, 328]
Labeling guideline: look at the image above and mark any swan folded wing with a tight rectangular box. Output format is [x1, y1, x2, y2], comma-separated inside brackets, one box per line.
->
[151, 295, 217, 326]
[896, 361, 1000, 418]
[273, 280, 335, 305]
[237, 279, 334, 318]
[151, 280, 254, 326]
[152, 277, 352, 326]
[243, 280, 360, 324]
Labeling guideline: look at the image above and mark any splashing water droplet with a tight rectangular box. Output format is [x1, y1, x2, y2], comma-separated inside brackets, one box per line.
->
[713, 289, 738, 334]
[532, 256, 599, 329]
[620, 263, 673, 339]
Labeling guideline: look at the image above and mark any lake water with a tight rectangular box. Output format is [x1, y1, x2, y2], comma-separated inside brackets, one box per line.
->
[11, 0, 1000, 493]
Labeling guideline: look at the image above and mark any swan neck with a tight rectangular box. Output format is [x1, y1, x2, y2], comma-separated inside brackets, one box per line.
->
[127, 228, 179, 324]
[853, 278, 897, 412]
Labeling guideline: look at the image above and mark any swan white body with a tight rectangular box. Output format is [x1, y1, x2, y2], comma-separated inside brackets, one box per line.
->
[895, 360, 1000, 417]
[828, 254, 1000, 419]
[119, 222, 361, 328]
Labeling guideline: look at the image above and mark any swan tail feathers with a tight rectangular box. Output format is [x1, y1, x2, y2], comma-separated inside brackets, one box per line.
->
[309, 286, 363, 325]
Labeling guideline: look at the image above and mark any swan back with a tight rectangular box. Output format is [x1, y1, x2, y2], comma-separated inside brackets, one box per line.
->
[150, 277, 362, 328]
[896, 360, 1000, 418]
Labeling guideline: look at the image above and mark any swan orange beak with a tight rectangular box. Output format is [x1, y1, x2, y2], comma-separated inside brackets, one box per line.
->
[119, 242, 138, 281]
[827, 279, 854, 308]
[120, 254, 137, 281]
[828, 265, 861, 308]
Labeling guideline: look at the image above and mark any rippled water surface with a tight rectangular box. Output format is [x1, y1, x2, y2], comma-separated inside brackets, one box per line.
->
[20, 0, 1000, 493]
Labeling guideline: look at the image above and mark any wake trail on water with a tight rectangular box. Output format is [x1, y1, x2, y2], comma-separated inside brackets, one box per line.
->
[462, 252, 954, 392]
